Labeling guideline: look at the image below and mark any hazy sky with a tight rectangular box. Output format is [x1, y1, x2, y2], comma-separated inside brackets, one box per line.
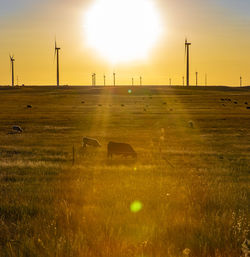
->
[1, 0, 250, 86]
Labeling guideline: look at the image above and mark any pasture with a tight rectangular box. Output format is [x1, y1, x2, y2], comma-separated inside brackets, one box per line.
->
[0, 86, 249, 257]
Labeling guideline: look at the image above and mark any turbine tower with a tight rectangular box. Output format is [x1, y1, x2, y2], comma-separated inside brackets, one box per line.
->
[113, 73, 116, 86]
[240, 76, 242, 87]
[9, 55, 15, 87]
[104, 74, 106, 86]
[54, 41, 61, 87]
[185, 39, 191, 86]
[140, 76, 142, 86]
[92, 73, 96, 86]
[195, 72, 198, 86]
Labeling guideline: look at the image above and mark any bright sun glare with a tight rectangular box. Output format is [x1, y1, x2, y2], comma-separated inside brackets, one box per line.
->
[84, 0, 162, 63]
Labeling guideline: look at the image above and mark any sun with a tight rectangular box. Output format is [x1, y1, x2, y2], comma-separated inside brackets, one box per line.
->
[84, 0, 162, 63]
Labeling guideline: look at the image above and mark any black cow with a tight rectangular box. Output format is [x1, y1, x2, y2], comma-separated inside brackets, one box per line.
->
[107, 141, 137, 159]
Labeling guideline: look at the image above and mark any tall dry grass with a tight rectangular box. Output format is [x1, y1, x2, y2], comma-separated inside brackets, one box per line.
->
[0, 86, 249, 256]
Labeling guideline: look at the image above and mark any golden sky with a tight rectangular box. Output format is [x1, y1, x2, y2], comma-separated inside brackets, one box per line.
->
[1, 0, 250, 86]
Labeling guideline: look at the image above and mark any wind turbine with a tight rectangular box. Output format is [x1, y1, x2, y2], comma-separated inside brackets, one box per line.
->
[240, 76, 242, 87]
[113, 73, 116, 86]
[9, 55, 15, 87]
[140, 76, 142, 86]
[205, 73, 207, 86]
[195, 72, 198, 86]
[92, 73, 96, 86]
[54, 41, 61, 87]
[132, 77, 134, 86]
[104, 74, 106, 86]
[185, 39, 191, 86]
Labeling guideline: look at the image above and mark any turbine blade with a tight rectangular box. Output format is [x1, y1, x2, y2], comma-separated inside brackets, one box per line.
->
[54, 42, 56, 61]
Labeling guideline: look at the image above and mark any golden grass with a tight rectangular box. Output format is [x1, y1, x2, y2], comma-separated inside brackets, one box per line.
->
[0, 86, 249, 257]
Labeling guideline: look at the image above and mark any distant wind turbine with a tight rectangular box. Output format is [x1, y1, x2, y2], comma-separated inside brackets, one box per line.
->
[132, 77, 134, 86]
[113, 73, 116, 86]
[140, 76, 142, 86]
[240, 76, 242, 87]
[185, 39, 191, 86]
[195, 72, 198, 86]
[54, 41, 61, 87]
[92, 73, 96, 86]
[104, 74, 106, 86]
[182, 76, 184, 86]
[9, 55, 15, 87]
[205, 73, 207, 86]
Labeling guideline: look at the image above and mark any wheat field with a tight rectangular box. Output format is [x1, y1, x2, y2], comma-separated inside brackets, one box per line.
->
[0, 86, 249, 257]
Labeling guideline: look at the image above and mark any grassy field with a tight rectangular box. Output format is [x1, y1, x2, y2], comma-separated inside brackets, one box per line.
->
[0, 86, 249, 257]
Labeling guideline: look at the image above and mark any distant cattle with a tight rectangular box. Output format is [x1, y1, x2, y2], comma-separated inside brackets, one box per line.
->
[107, 141, 137, 159]
[27, 105, 32, 108]
[12, 126, 23, 133]
[246, 107, 250, 110]
[83, 137, 101, 148]
[188, 120, 194, 129]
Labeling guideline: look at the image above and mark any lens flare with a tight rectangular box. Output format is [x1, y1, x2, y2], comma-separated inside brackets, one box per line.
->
[130, 201, 143, 213]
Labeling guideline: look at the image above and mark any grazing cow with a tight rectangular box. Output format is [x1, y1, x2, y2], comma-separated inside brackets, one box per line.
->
[107, 141, 137, 159]
[27, 105, 32, 108]
[83, 137, 101, 148]
[188, 120, 194, 128]
[13, 126, 23, 133]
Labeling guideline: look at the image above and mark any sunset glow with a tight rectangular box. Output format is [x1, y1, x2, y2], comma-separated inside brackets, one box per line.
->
[1, 0, 250, 85]
[84, 0, 162, 63]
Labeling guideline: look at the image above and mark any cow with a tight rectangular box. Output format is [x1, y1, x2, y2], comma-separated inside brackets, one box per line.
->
[83, 137, 101, 148]
[12, 126, 23, 133]
[188, 120, 194, 128]
[107, 141, 137, 159]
